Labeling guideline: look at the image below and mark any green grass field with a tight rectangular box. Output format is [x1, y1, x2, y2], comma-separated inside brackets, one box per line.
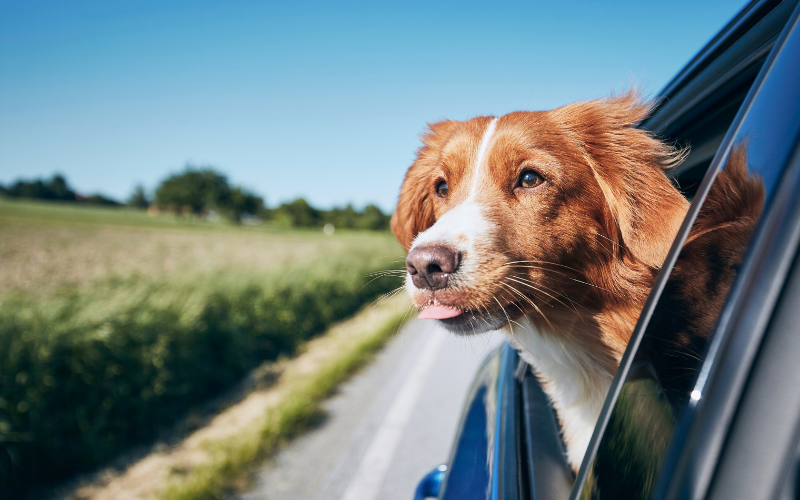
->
[0, 197, 402, 295]
[0, 197, 406, 496]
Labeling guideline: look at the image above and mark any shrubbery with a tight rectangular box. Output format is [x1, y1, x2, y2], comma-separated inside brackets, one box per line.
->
[0, 174, 119, 206]
[0, 252, 402, 496]
[1, 169, 393, 230]
[152, 165, 391, 229]
[267, 198, 391, 230]
[154, 167, 264, 222]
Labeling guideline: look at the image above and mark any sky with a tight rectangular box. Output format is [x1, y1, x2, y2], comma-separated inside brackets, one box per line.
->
[0, 0, 749, 212]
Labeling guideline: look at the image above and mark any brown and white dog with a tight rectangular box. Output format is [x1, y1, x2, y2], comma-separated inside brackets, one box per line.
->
[391, 92, 690, 470]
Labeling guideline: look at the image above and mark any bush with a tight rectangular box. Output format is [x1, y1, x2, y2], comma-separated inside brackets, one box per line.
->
[0, 174, 120, 206]
[267, 200, 392, 231]
[3, 174, 77, 201]
[154, 166, 263, 222]
[0, 252, 402, 496]
[127, 185, 151, 209]
[269, 198, 323, 228]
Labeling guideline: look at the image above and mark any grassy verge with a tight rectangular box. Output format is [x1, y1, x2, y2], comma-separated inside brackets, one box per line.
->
[160, 295, 411, 500]
[0, 199, 406, 496]
[0, 197, 401, 296]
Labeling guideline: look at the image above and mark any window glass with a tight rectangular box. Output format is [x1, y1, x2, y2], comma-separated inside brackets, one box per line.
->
[579, 15, 800, 498]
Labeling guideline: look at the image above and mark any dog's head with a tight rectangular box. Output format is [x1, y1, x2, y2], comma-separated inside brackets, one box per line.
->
[392, 92, 689, 335]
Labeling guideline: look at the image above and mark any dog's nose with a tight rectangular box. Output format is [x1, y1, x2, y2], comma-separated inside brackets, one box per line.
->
[406, 245, 461, 290]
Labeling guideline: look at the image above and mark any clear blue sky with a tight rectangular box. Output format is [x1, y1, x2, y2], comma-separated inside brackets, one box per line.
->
[0, 0, 748, 212]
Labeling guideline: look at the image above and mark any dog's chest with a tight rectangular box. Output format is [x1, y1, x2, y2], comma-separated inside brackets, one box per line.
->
[509, 317, 615, 470]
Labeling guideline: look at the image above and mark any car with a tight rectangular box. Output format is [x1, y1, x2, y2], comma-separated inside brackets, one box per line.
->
[414, 0, 800, 498]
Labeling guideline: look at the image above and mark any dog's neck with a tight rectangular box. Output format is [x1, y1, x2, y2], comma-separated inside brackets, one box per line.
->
[511, 305, 638, 471]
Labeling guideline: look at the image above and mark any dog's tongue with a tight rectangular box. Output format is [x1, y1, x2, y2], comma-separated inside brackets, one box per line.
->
[419, 305, 463, 320]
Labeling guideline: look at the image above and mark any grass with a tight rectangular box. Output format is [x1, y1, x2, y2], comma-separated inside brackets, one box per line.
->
[0, 196, 402, 295]
[0, 197, 407, 497]
[160, 295, 411, 500]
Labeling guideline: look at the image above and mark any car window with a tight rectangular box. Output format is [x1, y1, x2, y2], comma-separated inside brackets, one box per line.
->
[579, 132, 767, 500]
[572, 3, 800, 498]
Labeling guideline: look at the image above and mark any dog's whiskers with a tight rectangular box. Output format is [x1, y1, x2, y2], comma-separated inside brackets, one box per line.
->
[359, 272, 407, 292]
[509, 275, 580, 305]
[509, 268, 614, 293]
[505, 264, 570, 277]
[564, 277, 612, 292]
[492, 291, 539, 360]
[395, 303, 415, 335]
[507, 275, 589, 323]
[595, 232, 624, 249]
[499, 281, 555, 331]
[504, 276, 572, 310]
[491, 294, 516, 338]
[369, 286, 405, 308]
[502, 260, 581, 273]
[365, 270, 406, 277]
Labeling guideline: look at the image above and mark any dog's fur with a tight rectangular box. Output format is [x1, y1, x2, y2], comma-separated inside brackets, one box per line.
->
[583, 143, 765, 496]
[391, 92, 691, 470]
[639, 143, 764, 410]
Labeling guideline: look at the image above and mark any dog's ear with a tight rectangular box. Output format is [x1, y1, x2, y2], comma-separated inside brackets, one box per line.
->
[392, 120, 459, 251]
[556, 91, 690, 268]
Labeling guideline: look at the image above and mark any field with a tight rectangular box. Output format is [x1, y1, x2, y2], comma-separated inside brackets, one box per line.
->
[0, 198, 406, 496]
[0, 198, 402, 295]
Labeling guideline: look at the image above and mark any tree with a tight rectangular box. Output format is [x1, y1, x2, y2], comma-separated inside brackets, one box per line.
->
[127, 185, 150, 208]
[228, 187, 264, 221]
[323, 204, 359, 228]
[153, 166, 266, 222]
[5, 174, 78, 201]
[154, 166, 232, 215]
[357, 204, 390, 230]
[272, 198, 322, 227]
[48, 175, 73, 200]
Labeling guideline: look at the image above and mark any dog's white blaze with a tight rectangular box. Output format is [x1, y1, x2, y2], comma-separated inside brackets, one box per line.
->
[410, 117, 499, 254]
[412, 200, 489, 248]
[468, 117, 499, 200]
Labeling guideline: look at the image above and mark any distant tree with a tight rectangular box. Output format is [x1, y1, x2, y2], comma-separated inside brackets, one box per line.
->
[5, 174, 78, 201]
[80, 194, 120, 206]
[1, 174, 122, 205]
[279, 200, 391, 231]
[153, 166, 266, 222]
[127, 185, 150, 209]
[48, 174, 73, 200]
[323, 204, 359, 229]
[154, 166, 232, 215]
[272, 198, 322, 227]
[228, 187, 264, 221]
[357, 204, 390, 230]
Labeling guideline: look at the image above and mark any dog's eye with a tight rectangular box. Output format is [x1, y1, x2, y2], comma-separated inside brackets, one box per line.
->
[436, 180, 449, 198]
[519, 170, 544, 189]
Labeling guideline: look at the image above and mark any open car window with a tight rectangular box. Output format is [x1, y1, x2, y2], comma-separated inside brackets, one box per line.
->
[570, 1, 800, 499]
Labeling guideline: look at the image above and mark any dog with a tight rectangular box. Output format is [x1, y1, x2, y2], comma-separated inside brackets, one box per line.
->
[391, 92, 691, 471]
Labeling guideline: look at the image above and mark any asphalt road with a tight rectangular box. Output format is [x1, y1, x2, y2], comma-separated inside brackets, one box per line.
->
[236, 318, 504, 500]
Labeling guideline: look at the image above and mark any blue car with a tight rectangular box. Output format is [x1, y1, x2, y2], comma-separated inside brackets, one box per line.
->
[417, 0, 800, 498]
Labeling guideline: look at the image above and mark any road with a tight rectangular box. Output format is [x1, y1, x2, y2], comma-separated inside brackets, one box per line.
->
[236, 318, 504, 500]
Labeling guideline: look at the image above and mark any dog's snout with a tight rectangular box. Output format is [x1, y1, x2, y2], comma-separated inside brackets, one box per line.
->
[406, 245, 461, 290]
